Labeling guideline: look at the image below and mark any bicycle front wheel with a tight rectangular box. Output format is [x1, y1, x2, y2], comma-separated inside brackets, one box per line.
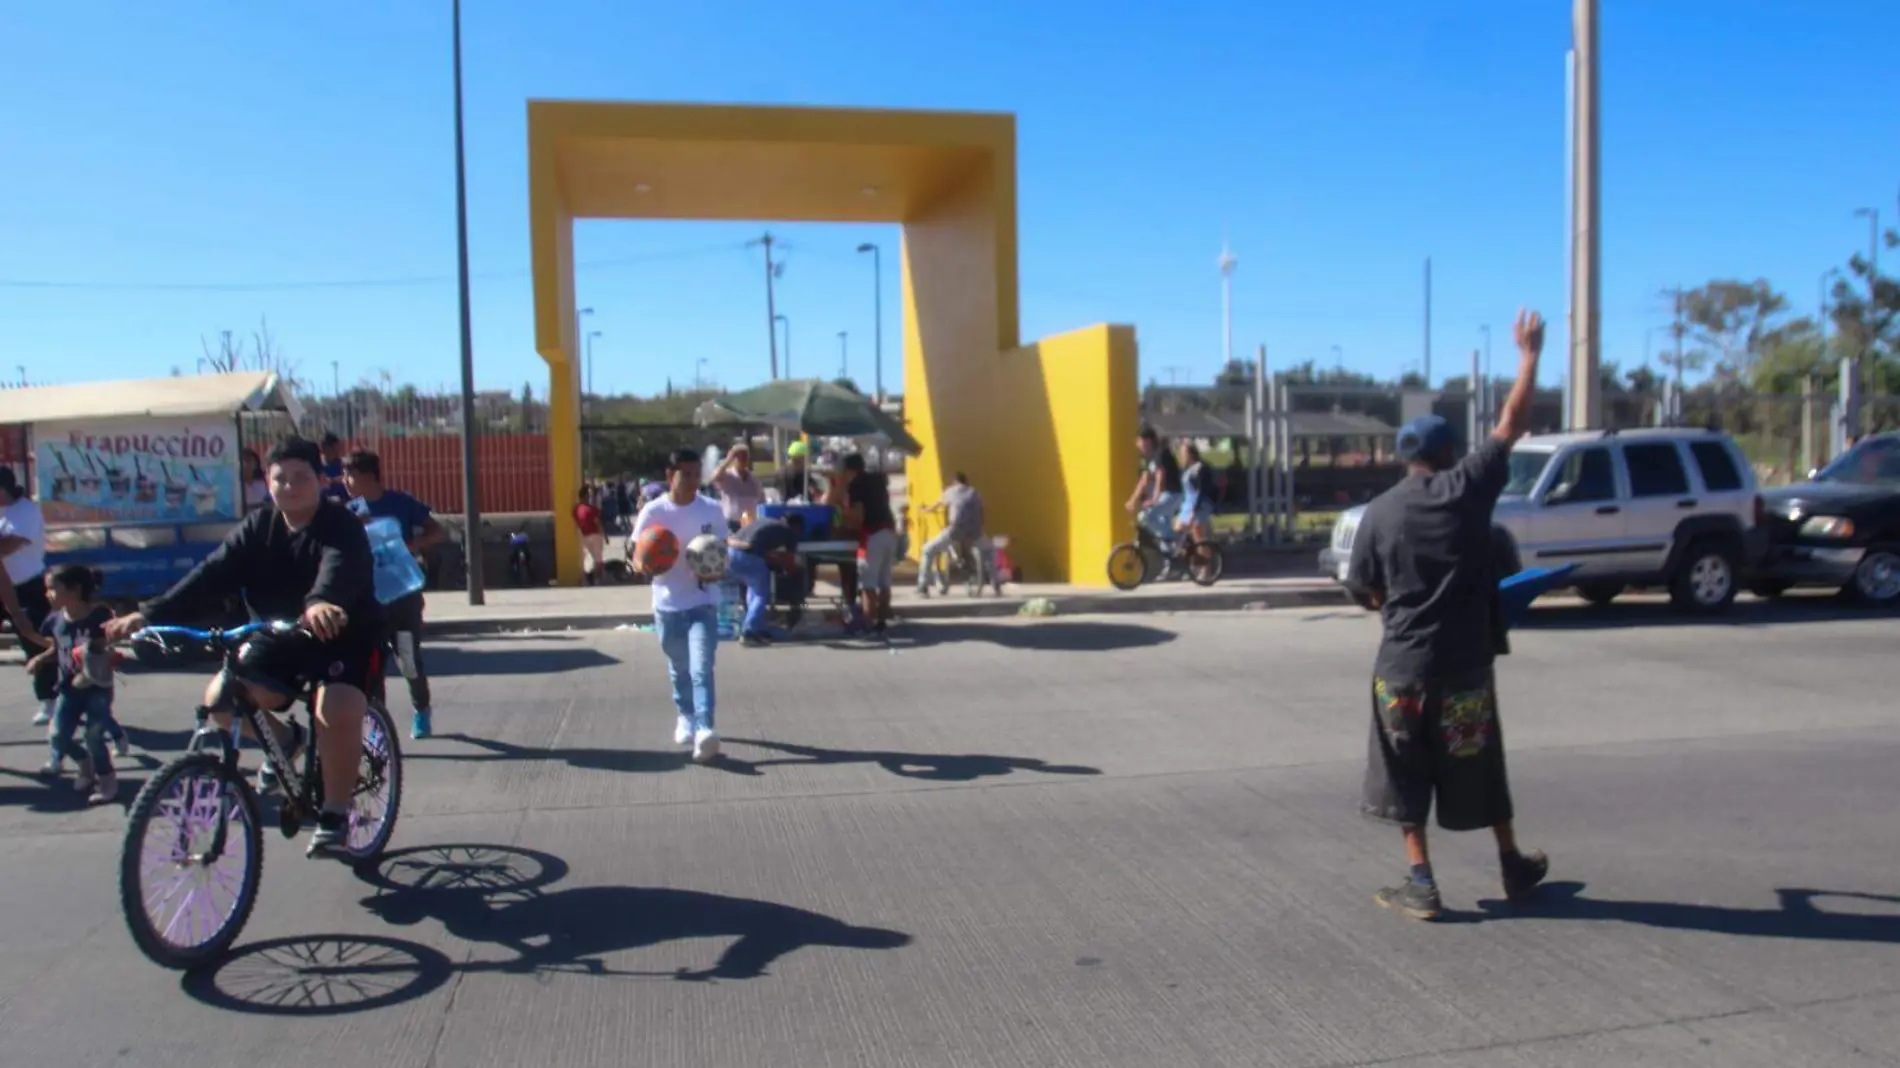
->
[346, 700, 404, 860]
[120, 753, 264, 970]
[1106, 543, 1149, 591]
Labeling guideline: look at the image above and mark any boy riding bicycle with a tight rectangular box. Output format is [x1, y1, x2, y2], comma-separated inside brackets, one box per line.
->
[104, 437, 383, 859]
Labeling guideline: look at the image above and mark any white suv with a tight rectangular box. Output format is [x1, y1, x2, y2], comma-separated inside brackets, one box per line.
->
[1319, 428, 1766, 613]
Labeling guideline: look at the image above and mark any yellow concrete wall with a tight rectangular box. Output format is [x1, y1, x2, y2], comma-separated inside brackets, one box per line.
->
[527, 117, 584, 586]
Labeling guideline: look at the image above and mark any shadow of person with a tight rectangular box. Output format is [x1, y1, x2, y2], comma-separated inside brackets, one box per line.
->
[1478, 882, 1900, 944]
[724, 737, 1102, 782]
[877, 620, 1178, 652]
[406, 732, 761, 776]
[359, 846, 909, 982]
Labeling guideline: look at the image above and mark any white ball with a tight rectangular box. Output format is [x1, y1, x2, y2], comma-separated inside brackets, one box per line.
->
[684, 533, 729, 582]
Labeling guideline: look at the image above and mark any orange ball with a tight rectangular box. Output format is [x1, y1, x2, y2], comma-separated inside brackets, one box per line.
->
[633, 526, 680, 575]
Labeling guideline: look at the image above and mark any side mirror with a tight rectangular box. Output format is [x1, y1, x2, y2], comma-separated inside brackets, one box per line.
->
[1545, 483, 1574, 506]
[1806, 468, 1820, 481]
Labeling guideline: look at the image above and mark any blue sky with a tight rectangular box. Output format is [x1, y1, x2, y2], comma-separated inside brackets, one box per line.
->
[2, 0, 1896, 399]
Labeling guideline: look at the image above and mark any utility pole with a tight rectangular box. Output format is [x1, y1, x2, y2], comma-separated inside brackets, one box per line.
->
[451, 0, 483, 605]
[1422, 256, 1432, 386]
[836, 331, 849, 380]
[1569, 0, 1603, 431]
[1218, 237, 1238, 377]
[1671, 285, 1685, 425]
[748, 233, 783, 380]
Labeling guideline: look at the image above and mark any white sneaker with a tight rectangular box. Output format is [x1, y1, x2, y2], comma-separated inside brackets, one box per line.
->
[113, 733, 130, 758]
[673, 716, 694, 747]
[31, 704, 51, 727]
[692, 729, 720, 764]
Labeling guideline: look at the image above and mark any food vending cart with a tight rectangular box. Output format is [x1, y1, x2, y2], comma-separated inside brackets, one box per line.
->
[0, 371, 304, 603]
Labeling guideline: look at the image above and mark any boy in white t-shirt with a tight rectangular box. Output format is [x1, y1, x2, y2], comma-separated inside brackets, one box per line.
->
[630, 449, 729, 763]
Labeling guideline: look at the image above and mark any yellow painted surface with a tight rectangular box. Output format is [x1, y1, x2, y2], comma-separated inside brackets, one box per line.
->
[527, 100, 1134, 585]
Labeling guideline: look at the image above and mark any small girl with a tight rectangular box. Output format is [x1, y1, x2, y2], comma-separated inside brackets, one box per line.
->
[28, 565, 121, 804]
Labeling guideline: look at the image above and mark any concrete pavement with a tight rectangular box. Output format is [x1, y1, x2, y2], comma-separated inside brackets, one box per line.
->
[0, 599, 1896, 1067]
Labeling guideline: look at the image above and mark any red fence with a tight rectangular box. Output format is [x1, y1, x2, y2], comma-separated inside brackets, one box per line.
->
[346, 433, 551, 515]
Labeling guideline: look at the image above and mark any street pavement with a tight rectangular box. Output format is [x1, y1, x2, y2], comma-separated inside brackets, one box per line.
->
[0, 598, 1896, 1067]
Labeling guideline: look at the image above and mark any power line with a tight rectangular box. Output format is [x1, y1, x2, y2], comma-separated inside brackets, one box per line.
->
[0, 241, 747, 293]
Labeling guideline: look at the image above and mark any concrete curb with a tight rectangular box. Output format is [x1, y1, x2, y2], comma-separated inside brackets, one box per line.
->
[428, 583, 1357, 637]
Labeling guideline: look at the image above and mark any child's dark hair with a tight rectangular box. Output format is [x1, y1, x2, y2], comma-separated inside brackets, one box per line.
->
[50, 563, 104, 600]
[267, 436, 324, 472]
[342, 449, 383, 480]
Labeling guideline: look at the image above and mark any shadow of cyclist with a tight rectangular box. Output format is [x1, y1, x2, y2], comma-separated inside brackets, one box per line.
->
[725, 736, 1101, 782]
[357, 844, 909, 982]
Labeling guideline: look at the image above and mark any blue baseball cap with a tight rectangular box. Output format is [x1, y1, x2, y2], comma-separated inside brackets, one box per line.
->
[1395, 415, 1458, 463]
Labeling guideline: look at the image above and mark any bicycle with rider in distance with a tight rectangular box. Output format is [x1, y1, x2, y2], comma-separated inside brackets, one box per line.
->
[910, 505, 1004, 597]
[1106, 521, 1225, 591]
[117, 621, 403, 969]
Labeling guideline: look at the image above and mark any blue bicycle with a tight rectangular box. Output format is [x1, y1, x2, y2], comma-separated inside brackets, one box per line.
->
[117, 621, 404, 969]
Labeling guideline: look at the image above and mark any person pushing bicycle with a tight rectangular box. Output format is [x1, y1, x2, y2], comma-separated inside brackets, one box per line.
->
[104, 436, 384, 859]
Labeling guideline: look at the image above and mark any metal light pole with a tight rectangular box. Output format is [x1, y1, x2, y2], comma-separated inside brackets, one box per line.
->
[1329, 344, 1343, 374]
[451, 0, 484, 605]
[1854, 207, 1880, 290]
[1479, 324, 1493, 425]
[1569, 0, 1603, 432]
[837, 331, 849, 380]
[1421, 256, 1433, 386]
[585, 330, 601, 402]
[773, 313, 791, 378]
[856, 243, 883, 401]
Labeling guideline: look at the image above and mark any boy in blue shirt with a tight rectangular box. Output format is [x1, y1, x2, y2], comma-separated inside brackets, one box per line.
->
[343, 450, 447, 739]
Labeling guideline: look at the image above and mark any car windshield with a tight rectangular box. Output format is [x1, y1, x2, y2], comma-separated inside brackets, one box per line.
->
[1503, 449, 1553, 496]
[1814, 437, 1900, 485]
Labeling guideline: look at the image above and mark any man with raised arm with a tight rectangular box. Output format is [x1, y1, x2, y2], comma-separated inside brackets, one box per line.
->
[104, 437, 382, 860]
[1345, 308, 1551, 921]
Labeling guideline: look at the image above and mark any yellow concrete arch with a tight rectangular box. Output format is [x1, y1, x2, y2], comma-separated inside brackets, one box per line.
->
[527, 101, 1138, 587]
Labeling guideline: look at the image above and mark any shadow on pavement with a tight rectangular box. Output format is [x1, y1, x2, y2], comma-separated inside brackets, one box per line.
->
[1474, 882, 1900, 942]
[182, 844, 913, 1015]
[423, 645, 622, 677]
[725, 736, 1103, 781]
[1515, 595, 1889, 631]
[879, 620, 1178, 652]
[406, 732, 762, 776]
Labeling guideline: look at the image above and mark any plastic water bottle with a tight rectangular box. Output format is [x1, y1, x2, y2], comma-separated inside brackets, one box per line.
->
[366, 517, 426, 605]
[715, 578, 745, 641]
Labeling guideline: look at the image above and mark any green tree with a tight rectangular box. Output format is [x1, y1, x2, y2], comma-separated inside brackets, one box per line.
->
[1677, 279, 1790, 379]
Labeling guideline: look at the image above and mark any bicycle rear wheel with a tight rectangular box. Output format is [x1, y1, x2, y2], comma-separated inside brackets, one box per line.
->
[1186, 541, 1225, 587]
[345, 700, 403, 860]
[120, 753, 264, 970]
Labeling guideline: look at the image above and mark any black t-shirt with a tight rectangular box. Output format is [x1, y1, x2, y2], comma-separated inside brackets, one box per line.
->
[142, 498, 382, 632]
[1346, 437, 1512, 684]
[45, 604, 114, 695]
[848, 473, 895, 532]
[733, 517, 798, 556]
[1149, 449, 1183, 495]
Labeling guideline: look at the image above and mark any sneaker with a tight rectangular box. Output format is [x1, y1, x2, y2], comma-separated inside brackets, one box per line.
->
[88, 775, 118, 805]
[740, 631, 773, 647]
[673, 716, 694, 747]
[692, 729, 720, 764]
[31, 707, 51, 727]
[73, 762, 98, 794]
[1502, 848, 1550, 902]
[37, 760, 62, 780]
[113, 732, 130, 758]
[1374, 879, 1443, 921]
[305, 811, 349, 859]
[410, 708, 433, 740]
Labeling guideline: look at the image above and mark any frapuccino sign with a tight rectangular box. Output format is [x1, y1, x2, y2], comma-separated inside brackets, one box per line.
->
[36, 418, 239, 524]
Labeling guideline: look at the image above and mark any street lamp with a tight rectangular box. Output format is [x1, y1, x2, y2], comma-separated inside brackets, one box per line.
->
[773, 313, 791, 378]
[1329, 344, 1343, 375]
[586, 330, 602, 402]
[855, 243, 883, 400]
[451, 0, 483, 604]
[1819, 267, 1841, 359]
[1853, 208, 1880, 293]
[694, 357, 709, 391]
[837, 330, 849, 380]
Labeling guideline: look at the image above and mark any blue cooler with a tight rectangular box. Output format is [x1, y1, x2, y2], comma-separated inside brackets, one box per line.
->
[1498, 564, 1580, 623]
[759, 503, 835, 542]
[366, 517, 427, 604]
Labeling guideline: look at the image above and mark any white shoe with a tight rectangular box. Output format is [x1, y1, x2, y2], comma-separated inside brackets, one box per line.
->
[692, 729, 720, 764]
[113, 733, 130, 758]
[673, 716, 694, 747]
[31, 707, 51, 727]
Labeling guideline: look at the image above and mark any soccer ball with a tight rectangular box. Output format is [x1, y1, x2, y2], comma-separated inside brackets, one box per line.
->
[633, 526, 680, 575]
[683, 532, 729, 583]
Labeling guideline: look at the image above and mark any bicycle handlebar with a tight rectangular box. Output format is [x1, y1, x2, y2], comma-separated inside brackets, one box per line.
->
[134, 621, 294, 648]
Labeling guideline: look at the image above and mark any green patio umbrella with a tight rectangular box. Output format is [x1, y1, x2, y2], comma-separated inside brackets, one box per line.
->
[694, 378, 923, 455]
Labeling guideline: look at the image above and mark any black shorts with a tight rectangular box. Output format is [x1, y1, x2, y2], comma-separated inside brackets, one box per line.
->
[237, 624, 385, 701]
[1360, 668, 1514, 832]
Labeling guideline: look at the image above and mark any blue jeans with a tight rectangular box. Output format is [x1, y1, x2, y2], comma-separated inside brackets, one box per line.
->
[48, 687, 114, 775]
[654, 604, 718, 733]
[726, 548, 775, 637]
[1140, 493, 1182, 547]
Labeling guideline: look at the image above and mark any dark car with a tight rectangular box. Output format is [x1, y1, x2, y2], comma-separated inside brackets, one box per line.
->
[1754, 432, 1900, 607]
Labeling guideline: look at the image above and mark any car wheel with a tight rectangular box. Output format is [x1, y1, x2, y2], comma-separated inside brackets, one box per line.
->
[1669, 539, 1739, 613]
[1576, 581, 1623, 607]
[1846, 547, 1900, 607]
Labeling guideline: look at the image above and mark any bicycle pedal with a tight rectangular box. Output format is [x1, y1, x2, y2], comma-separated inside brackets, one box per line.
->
[278, 807, 301, 840]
